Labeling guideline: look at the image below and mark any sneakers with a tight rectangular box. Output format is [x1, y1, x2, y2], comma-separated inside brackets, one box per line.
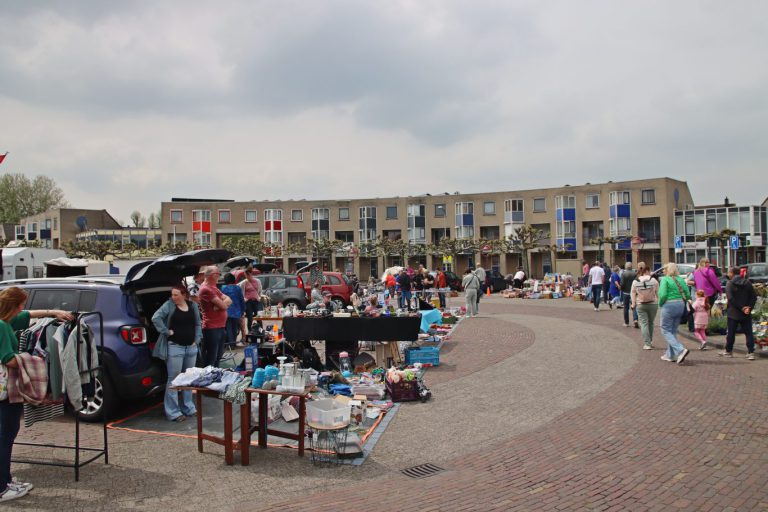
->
[623, 323, 630, 328]
[718, 351, 733, 358]
[643, 345, 653, 350]
[0, 484, 28, 502]
[660, 355, 674, 362]
[677, 348, 690, 365]
[11, 478, 33, 492]
[594, 307, 599, 312]
[700, 341, 708, 350]
[634, 321, 639, 329]
[608, 302, 613, 310]
[747, 353, 755, 361]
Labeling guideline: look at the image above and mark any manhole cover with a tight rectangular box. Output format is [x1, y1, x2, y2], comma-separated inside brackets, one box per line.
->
[400, 463, 446, 479]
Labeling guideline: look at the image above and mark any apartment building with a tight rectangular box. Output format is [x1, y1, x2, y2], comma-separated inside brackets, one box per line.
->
[161, 178, 693, 278]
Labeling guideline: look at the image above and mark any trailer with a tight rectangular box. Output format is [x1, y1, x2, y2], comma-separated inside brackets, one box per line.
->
[1, 247, 68, 281]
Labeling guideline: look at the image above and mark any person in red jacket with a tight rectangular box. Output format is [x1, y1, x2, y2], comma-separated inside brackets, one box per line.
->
[435, 268, 447, 309]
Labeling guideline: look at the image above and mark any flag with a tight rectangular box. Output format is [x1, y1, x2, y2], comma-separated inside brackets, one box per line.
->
[0, 152, 7, 165]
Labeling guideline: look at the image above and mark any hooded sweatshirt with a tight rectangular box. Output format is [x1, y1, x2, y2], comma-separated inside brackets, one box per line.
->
[692, 296, 709, 328]
[725, 275, 757, 320]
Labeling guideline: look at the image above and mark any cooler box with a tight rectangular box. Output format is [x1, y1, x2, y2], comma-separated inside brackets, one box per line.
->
[404, 346, 440, 367]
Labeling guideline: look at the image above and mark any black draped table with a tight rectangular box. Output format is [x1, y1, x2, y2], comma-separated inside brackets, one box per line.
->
[282, 316, 421, 343]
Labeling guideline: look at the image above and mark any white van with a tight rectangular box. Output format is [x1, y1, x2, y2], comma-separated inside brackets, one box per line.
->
[1, 247, 68, 281]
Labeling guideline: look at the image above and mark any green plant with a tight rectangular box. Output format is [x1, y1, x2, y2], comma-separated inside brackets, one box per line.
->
[706, 316, 727, 335]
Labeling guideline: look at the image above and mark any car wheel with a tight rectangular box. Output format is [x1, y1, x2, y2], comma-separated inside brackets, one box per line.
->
[283, 299, 302, 310]
[76, 373, 117, 422]
[332, 298, 345, 310]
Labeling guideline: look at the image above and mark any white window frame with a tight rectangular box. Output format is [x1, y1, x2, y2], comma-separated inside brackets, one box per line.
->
[533, 197, 546, 212]
[338, 207, 350, 221]
[610, 191, 631, 206]
[192, 210, 211, 222]
[245, 210, 258, 223]
[291, 209, 303, 222]
[585, 194, 600, 209]
[483, 201, 496, 215]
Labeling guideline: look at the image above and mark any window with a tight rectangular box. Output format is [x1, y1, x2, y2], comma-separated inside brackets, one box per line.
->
[504, 199, 524, 223]
[193, 232, 211, 247]
[245, 210, 258, 223]
[218, 210, 231, 223]
[533, 198, 546, 212]
[291, 209, 303, 222]
[53, 218, 58, 230]
[170, 209, 183, 223]
[455, 202, 474, 239]
[359, 206, 377, 242]
[557, 220, 576, 237]
[435, 204, 446, 217]
[407, 204, 426, 243]
[641, 189, 656, 205]
[311, 208, 330, 240]
[556, 195, 575, 209]
[338, 207, 350, 221]
[335, 231, 354, 243]
[610, 191, 631, 205]
[264, 209, 283, 245]
[386, 206, 398, 219]
[483, 201, 496, 215]
[586, 194, 600, 209]
[192, 210, 211, 222]
[15, 225, 25, 239]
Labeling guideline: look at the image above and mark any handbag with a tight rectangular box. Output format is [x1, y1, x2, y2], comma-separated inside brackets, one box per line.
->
[670, 277, 692, 325]
[0, 363, 7, 401]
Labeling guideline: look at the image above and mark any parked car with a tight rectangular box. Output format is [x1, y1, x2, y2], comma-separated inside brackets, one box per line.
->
[739, 263, 768, 284]
[443, 271, 463, 291]
[0, 249, 231, 421]
[298, 271, 354, 308]
[256, 273, 308, 309]
[481, 269, 509, 293]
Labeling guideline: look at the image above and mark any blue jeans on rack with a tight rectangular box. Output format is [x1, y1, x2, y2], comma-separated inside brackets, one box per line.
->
[0, 400, 23, 492]
[164, 343, 198, 420]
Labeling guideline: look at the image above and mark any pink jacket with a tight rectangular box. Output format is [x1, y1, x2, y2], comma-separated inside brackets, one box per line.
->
[692, 297, 709, 328]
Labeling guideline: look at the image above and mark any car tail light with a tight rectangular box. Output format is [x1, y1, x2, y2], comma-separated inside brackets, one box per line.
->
[296, 275, 304, 289]
[141, 377, 154, 387]
[120, 326, 147, 345]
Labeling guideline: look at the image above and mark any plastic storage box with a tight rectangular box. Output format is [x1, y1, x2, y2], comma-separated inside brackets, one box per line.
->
[306, 399, 351, 429]
[404, 346, 440, 367]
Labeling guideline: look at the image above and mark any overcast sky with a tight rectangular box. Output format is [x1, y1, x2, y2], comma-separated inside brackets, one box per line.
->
[1, 0, 766, 225]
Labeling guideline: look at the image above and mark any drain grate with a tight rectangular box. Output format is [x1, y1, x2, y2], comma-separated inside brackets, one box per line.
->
[400, 463, 446, 479]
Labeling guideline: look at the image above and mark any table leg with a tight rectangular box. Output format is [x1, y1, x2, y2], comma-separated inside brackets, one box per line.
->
[240, 397, 251, 466]
[223, 401, 233, 465]
[258, 393, 268, 449]
[195, 391, 203, 453]
[298, 395, 305, 457]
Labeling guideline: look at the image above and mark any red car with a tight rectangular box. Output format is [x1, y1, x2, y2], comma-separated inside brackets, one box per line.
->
[299, 271, 354, 307]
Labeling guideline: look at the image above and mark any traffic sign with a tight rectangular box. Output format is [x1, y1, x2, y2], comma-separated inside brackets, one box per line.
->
[729, 235, 740, 250]
[674, 236, 682, 249]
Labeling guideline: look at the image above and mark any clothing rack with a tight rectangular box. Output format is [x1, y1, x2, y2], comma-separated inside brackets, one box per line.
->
[12, 311, 109, 481]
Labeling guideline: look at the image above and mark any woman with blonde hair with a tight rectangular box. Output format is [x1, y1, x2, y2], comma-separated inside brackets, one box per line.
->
[0, 287, 72, 502]
[657, 263, 692, 364]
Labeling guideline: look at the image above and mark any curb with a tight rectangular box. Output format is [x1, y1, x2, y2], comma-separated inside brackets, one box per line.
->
[679, 330, 768, 358]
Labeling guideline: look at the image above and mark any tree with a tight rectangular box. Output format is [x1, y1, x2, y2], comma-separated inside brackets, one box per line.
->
[221, 236, 268, 261]
[62, 240, 138, 260]
[0, 173, 68, 224]
[507, 225, 548, 278]
[147, 211, 161, 229]
[588, 235, 632, 266]
[129, 210, 146, 228]
[306, 238, 344, 270]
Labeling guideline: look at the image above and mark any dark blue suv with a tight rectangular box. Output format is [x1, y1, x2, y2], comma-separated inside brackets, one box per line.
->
[0, 249, 231, 420]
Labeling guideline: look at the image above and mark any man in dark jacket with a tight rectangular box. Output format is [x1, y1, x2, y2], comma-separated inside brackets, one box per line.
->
[619, 262, 639, 327]
[720, 267, 758, 360]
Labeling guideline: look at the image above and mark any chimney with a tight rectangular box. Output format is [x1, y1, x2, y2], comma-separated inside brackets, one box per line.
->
[724, 196, 729, 206]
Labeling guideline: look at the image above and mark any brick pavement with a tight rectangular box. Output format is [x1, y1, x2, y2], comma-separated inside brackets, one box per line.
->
[7, 296, 767, 511]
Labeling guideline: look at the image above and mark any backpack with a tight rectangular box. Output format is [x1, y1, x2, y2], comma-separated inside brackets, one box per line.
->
[634, 278, 657, 303]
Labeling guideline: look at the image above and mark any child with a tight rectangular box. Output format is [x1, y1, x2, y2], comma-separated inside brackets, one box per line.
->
[692, 289, 710, 350]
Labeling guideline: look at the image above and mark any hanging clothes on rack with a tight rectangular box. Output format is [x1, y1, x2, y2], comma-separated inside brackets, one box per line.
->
[58, 318, 98, 411]
[17, 318, 66, 427]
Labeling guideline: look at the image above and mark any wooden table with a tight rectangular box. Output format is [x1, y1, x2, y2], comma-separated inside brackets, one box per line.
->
[247, 388, 308, 457]
[174, 385, 308, 465]
[174, 386, 252, 466]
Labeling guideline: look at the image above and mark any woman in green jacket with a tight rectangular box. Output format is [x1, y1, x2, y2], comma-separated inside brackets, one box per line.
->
[658, 263, 692, 365]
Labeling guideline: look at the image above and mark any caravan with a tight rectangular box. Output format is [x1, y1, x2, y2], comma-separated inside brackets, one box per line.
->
[1, 247, 67, 281]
